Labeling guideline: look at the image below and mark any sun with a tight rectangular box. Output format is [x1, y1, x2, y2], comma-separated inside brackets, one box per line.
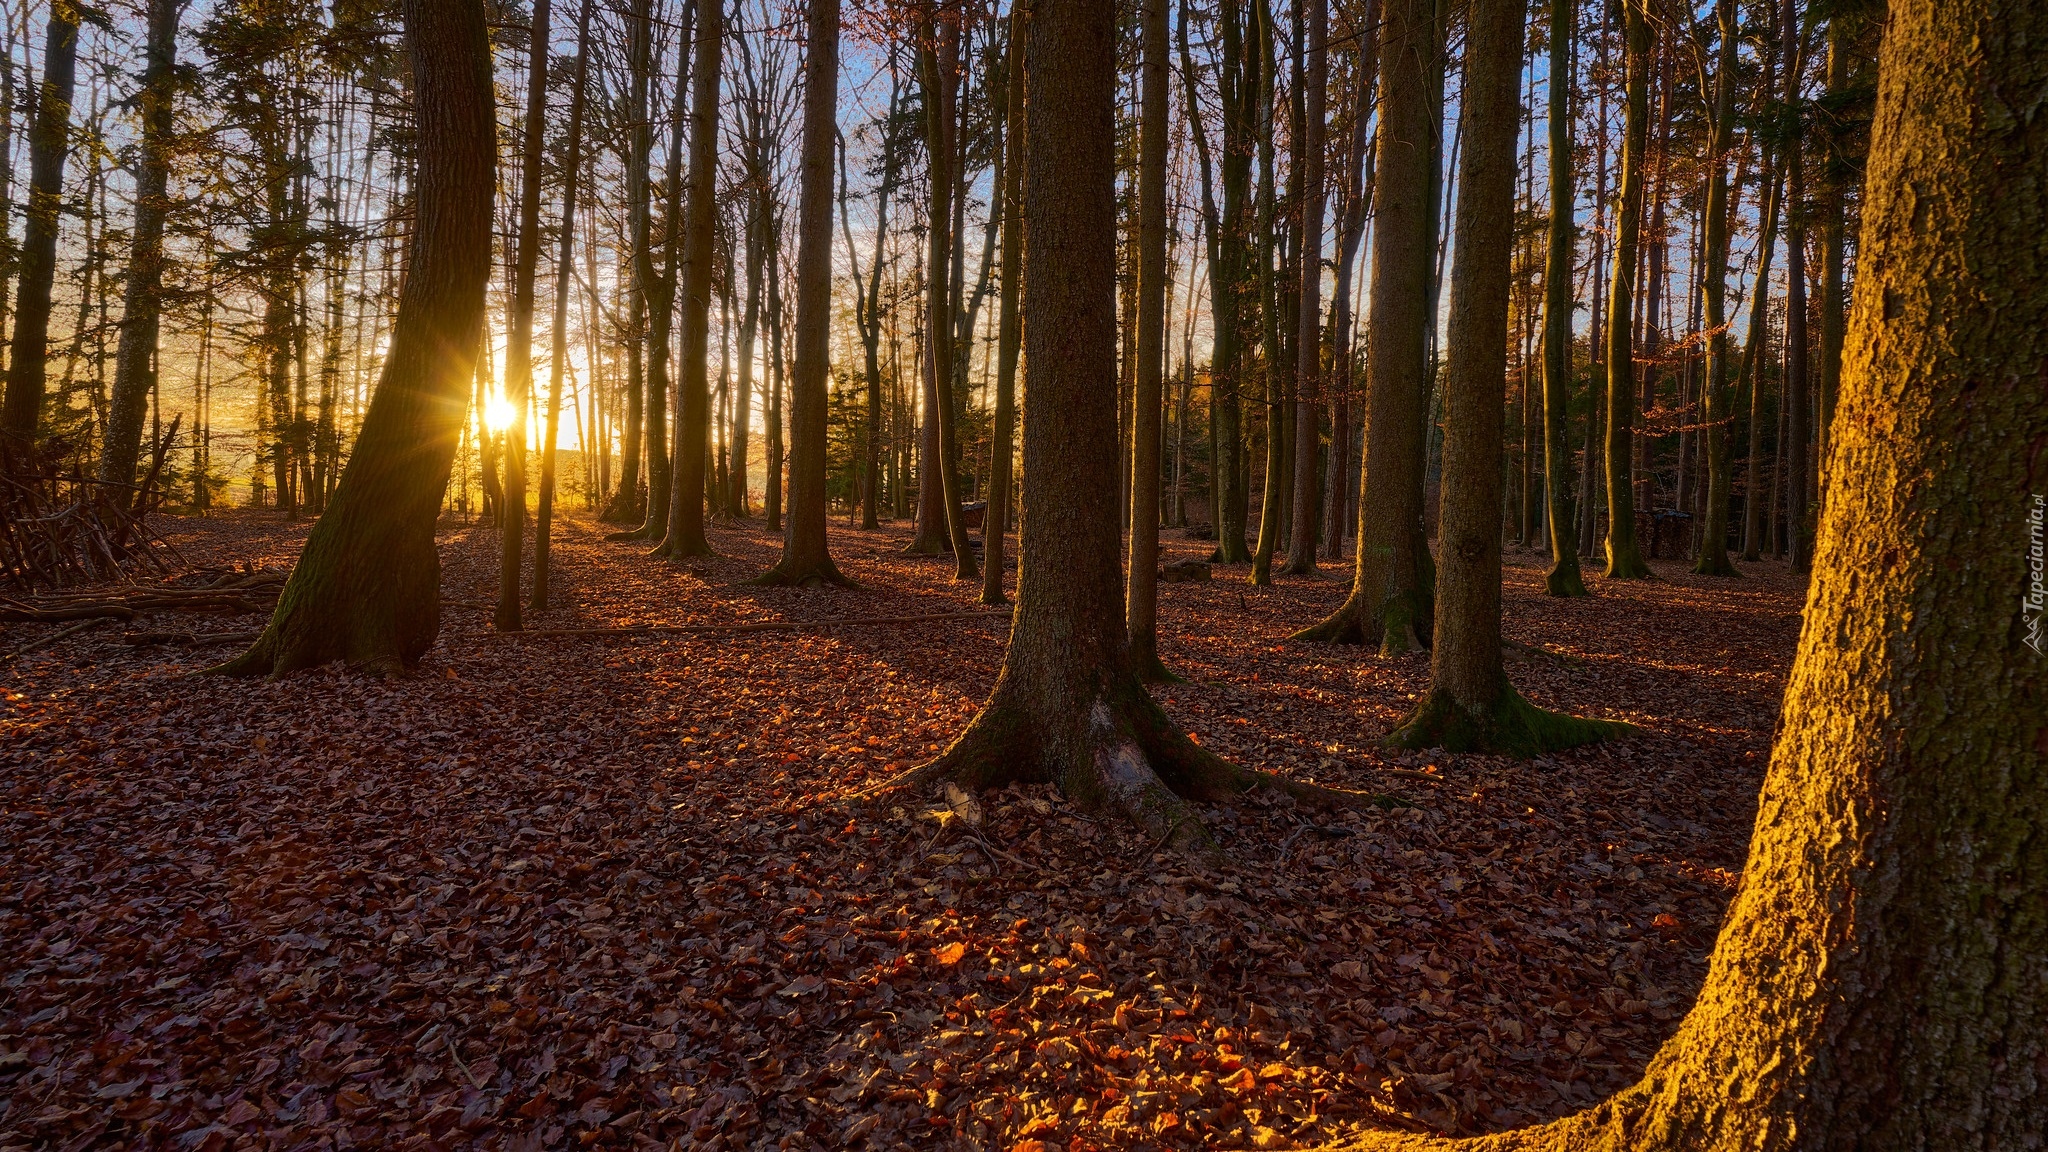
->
[482, 388, 516, 434]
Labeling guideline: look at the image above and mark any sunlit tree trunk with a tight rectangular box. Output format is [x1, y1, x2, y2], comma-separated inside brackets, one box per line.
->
[1540, 0, 1587, 596]
[1601, 0, 1652, 579]
[214, 0, 495, 677]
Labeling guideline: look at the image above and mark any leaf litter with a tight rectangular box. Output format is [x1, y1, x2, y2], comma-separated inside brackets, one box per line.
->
[0, 513, 1805, 1150]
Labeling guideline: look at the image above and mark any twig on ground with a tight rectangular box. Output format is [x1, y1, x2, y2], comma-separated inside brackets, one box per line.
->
[2, 617, 109, 662]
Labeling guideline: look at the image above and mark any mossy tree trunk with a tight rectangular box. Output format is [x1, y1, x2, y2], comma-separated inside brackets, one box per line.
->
[1385, 0, 1621, 757]
[653, 0, 722, 561]
[213, 0, 495, 677]
[1600, 0, 1652, 580]
[1293, 0, 1436, 653]
[1321, 0, 2048, 1142]
[1539, 0, 1586, 597]
[752, 0, 850, 589]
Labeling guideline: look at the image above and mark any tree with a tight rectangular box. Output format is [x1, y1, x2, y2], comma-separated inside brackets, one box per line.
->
[533, 0, 599, 612]
[1385, 0, 1621, 755]
[1539, 0, 1587, 597]
[1600, 0, 1652, 580]
[1280, 0, 1327, 577]
[1321, 0, 1382, 563]
[752, 0, 851, 588]
[1293, 0, 1438, 652]
[979, 4, 1022, 607]
[98, 0, 180, 490]
[1321, 0, 2047, 1141]
[214, 0, 496, 676]
[496, 0, 554, 632]
[1126, 0, 1172, 678]
[1691, 0, 1742, 577]
[653, 0, 722, 561]
[867, 0, 1353, 849]
[0, 1, 81, 445]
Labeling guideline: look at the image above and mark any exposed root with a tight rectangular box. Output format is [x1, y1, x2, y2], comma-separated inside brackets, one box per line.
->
[1132, 650, 1184, 685]
[1604, 546, 1655, 581]
[1292, 595, 1369, 644]
[1384, 679, 1631, 757]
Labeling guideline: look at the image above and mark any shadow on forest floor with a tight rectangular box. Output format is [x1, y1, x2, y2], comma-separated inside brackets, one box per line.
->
[0, 509, 1805, 1149]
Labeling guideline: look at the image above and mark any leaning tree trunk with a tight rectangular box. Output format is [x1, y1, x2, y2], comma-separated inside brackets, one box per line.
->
[1322, 0, 2048, 1144]
[1293, 0, 1436, 652]
[866, 0, 1365, 849]
[653, 0, 722, 561]
[980, 2, 1024, 607]
[1385, 0, 1622, 756]
[752, 0, 850, 588]
[1539, 0, 1587, 596]
[97, 0, 178, 489]
[1125, 0, 1172, 677]
[1600, 0, 1653, 579]
[496, 0, 553, 632]
[214, 0, 495, 677]
[0, 1, 79, 445]
[1281, 0, 1327, 577]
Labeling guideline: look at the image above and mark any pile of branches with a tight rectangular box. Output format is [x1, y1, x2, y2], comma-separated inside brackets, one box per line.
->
[0, 568, 285, 624]
[0, 424, 181, 591]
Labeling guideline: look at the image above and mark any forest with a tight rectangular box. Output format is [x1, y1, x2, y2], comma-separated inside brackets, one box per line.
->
[0, 0, 2041, 1147]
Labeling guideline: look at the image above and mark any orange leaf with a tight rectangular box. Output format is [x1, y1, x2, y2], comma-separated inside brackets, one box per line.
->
[933, 941, 968, 966]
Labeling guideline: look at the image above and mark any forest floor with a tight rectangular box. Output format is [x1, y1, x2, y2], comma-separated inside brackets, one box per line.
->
[0, 509, 1807, 1151]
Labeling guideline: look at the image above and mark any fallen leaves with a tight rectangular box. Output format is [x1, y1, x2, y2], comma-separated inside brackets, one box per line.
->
[0, 513, 1805, 1149]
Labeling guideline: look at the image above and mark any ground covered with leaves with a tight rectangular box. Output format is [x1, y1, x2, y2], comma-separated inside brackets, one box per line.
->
[1, 511, 1805, 1150]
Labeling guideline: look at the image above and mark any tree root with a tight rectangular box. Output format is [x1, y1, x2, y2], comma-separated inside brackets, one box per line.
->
[746, 556, 858, 589]
[1384, 679, 1631, 757]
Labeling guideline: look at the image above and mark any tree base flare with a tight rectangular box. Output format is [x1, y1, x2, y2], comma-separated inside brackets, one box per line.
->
[747, 557, 857, 589]
[1384, 680, 1630, 757]
[1691, 550, 1742, 578]
[1545, 563, 1591, 597]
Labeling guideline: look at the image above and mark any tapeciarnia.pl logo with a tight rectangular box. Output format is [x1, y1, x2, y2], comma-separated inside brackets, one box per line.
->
[2027, 494, 2046, 656]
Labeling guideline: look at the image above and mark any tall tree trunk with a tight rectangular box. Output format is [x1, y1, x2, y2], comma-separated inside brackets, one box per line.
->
[654, 0, 722, 560]
[0, 1, 78, 445]
[753, 0, 850, 588]
[1541, 0, 1588, 595]
[1248, 0, 1287, 585]
[1282, 0, 1328, 576]
[533, 0, 597, 612]
[1692, 0, 1742, 577]
[496, 0, 552, 632]
[98, 0, 178, 489]
[1293, 0, 1437, 651]
[1813, 15, 1851, 518]
[907, 10, 977, 576]
[623, 0, 672, 541]
[1601, 0, 1653, 578]
[1322, 0, 1380, 562]
[1388, 0, 1620, 753]
[980, 4, 1023, 606]
[1322, 0, 2048, 1142]
[763, 206, 784, 532]
[1126, 0, 1172, 675]
[214, 0, 495, 677]
[1782, 0, 1811, 573]
[1739, 163, 1786, 563]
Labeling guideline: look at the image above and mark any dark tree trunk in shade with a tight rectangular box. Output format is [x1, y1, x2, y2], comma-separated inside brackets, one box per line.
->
[1781, 0, 1811, 573]
[1281, 0, 1326, 576]
[1125, 0, 1172, 676]
[752, 0, 850, 588]
[1692, 0, 1742, 577]
[1384, 0, 1622, 756]
[1292, 0, 1437, 652]
[1321, 1, 2047, 1143]
[653, 0, 723, 560]
[0, 2, 79, 444]
[1600, 0, 1653, 579]
[532, 0, 598, 612]
[495, 0, 553, 632]
[1322, 0, 1380, 562]
[213, 0, 495, 677]
[980, 3, 1024, 607]
[98, 0, 179, 489]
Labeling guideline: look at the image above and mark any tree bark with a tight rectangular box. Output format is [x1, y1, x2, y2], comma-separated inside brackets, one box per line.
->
[0, 1, 79, 445]
[1600, 0, 1653, 579]
[654, 0, 723, 560]
[623, 0, 673, 542]
[1782, 0, 1811, 573]
[1322, 0, 2048, 1142]
[1692, 0, 1742, 577]
[1323, 0, 1380, 563]
[752, 0, 851, 588]
[980, 5, 1024, 607]
[98, 0, 178, 489]
[533, 0, 597, 612]
[1125, 0, 1173, 676]
[1540, 0, 1587, 596]
[496, 0, 553, 632]
[1293, 0, 1436, 652]
[1281, 0, 1328, 576]
[214, 0, 494, 676]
